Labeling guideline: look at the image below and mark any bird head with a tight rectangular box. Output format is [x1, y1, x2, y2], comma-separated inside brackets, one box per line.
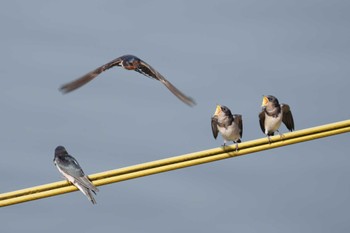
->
[213, 105, 232, 117]
[55, 146, 68, 157]
[261, 95, 279, 108]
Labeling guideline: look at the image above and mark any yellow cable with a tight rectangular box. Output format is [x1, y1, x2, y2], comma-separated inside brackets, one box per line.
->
[1, 119, 350, 207]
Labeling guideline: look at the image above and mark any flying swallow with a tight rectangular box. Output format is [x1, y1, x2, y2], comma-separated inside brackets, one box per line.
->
[258, 95, 295, 143]
[59, 54, 196, 106]
[53, 146, 99, 204]
[211, 105, 243, 151]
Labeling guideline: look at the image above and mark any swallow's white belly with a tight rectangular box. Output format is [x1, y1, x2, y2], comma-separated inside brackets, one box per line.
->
[218, 123, 240, 141]
[264, 113, 282, 134]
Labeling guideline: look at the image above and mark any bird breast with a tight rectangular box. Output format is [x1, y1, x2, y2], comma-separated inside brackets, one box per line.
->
[217, 123, 240, 141]
[264, 113, 283, 133]
[122, 59, 139, 70]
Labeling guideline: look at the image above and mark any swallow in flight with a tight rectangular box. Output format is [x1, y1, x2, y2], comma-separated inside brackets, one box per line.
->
[59, 54, 196, 106]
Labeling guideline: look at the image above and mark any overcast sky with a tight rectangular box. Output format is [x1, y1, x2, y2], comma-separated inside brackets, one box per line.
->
[1, 0, 350, 232]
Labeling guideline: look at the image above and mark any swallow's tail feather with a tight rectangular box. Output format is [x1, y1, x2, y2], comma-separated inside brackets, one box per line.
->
[74, 176, 98, 204]
[75, 182, 97, 204]
[85, 189, 97, 205]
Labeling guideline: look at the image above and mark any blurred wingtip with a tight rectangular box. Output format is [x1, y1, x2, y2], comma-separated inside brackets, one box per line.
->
[186, 98, 197, 107]
[59, 85, 71, 94]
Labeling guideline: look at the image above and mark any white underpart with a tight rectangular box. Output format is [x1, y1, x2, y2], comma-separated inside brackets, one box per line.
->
[217, 122, 240, 143]
[264, 111, 283, 134]
[54, 163, 90, 198]
[120, 61, 125, 69]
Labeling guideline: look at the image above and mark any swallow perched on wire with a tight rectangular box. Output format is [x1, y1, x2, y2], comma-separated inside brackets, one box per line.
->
[53, 146, 99, 204]
[211, 105, 243, 151]
[59, 54, 196, 106]
[259, 95, 295, 143]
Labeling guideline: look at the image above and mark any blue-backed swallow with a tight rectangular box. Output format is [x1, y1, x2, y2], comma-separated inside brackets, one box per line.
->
[53, 146, 99, 204]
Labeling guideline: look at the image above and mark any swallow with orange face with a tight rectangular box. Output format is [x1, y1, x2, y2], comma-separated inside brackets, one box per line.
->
[59, 54, 196, 107]
[259, 95, 294, 143]
[211, 105, 243, 151]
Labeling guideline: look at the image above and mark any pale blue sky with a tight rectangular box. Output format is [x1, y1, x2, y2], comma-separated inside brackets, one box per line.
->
[1, 1, 350, 232]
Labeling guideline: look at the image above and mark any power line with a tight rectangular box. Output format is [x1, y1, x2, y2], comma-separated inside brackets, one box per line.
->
[1, 119, 349, 207]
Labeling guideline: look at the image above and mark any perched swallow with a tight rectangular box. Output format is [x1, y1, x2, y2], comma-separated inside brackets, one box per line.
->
[259, 95, 295, 143]
[53, 146, 99, 204]
[59, 54, 196, 106]
[211, 105, 243, 151]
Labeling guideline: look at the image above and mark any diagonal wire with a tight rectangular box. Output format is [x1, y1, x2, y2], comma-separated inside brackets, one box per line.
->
[1, 119, 349, 207]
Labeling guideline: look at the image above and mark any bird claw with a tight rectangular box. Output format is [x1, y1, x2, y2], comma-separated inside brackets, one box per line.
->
[266, 135, 273, 144]
[221, 142, 240, 152]
[235, 143, 239, 152]
[277, 130, 285, 139]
